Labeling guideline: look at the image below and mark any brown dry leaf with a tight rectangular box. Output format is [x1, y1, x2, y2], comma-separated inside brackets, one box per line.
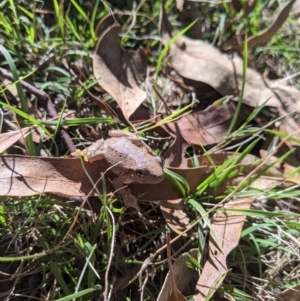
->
[160, 7, 300, 155]
[160, 8, 277, 109]
[271, 83, 300, 119]
[95, 14, 116, 38]
[292, 0, 300, 16]
[0, 76, 18, 97]
[225, 0, 296, 52]
[163, 123, 189, 168]
[260, 131, 300, 173]
[163, 102, 244, 146]
[160, 199, 193, 236]
[166, 232, 188, 301]
[160, 8, 276, 107]
[93, 24, 147, 120]
[283, 162, 300, 183]
[0, 155, 113, 199]
[157, 249, 198, 301]
[243, 0, 258, 15]
[194, 198, 253, 301]
[276, 285, 300, 301]
[270, 84, 300, 158]
[0, 127, 34, 153]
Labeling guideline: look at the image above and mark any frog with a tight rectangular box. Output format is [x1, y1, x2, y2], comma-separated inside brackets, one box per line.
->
[72, 130, 164, 210]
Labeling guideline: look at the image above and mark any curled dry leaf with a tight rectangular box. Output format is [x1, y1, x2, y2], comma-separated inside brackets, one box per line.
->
[157, 248, 198, 301]
[243, 0, 258, 15]
[163, 123, 189, 168]
[161, 7, 276, 109]
[160, 7, 300, 156]
[225, 0, 296, 52]
[165, 232, 188, 301]
[95, 14, 115, 38]
[195, 198, 253, 301]
[93, 24, 147, 120]
[160, 8, 276, 108]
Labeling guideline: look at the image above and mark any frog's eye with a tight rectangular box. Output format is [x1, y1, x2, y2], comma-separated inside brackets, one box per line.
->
[136, 170, 145, 177]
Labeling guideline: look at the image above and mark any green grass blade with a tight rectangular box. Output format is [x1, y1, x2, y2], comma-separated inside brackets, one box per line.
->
[90, 0, 100, 41]
[54, 285, 102, 301]
[53, 0, 65, 37]
[164, 169, 190, 197]
[0, 14, 15, 36]
[74, 243, 97, 296]
[188, 199, 223, 251]
[38, 117, 114, 127]
[50, 261, 72, 295]
[0, 45, 35, 155]
[65, 16, 83, 42]
[0, 100, 52, 138]
[70, 0, 89, 22]
[227, 35, 248, 135]
[8, 0, 20, 28]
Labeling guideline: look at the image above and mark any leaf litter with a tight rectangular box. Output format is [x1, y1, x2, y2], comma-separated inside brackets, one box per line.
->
[93, 23, 148, 120]
[1, 1, 300, 300]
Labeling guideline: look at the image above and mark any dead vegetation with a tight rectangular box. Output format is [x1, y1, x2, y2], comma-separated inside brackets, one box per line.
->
[1, 0, 300, 300]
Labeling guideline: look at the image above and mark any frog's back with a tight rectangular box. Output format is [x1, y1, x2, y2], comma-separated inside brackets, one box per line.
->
[106, 137, 164, 183]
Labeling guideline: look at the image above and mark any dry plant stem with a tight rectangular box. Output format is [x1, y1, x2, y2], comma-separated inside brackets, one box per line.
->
[138, 257, 155, 287]
[103, 207, 116, 301]
[61, 59, 119, 121]
[139, 274, 148, 301]
[274, 71, 300, 85]
[161, 70, 194, 92]
[153, 85, 173, 115]
[0, 67, 75, 152]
